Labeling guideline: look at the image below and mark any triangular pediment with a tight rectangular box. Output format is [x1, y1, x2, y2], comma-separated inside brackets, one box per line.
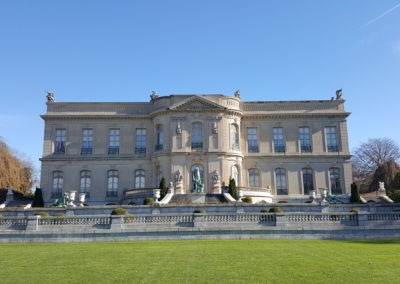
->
[169, 96, 226, 111]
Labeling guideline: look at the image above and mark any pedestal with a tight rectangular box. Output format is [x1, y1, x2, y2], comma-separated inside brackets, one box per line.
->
[191, 194, 206, 203]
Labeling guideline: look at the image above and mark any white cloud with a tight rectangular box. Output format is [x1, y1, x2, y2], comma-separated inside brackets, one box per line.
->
[363, 2, 400, 27]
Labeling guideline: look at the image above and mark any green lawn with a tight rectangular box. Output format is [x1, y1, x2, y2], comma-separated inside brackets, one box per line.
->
[1, 239, 400, 283]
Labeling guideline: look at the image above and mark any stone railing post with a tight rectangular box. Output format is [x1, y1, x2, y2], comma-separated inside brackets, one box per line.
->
[26, 216, 40, 231]
[275, 213, 286, 227]
[357, 212, 369, 227]
[193, 214, 206, 228]
[110, 215, 123, 230]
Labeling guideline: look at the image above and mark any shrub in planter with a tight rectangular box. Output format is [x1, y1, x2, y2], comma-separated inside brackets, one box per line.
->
[34, 211, 49, 217]
[32, 188, 44, 207]
[143, 197, 154, 205]
[111, 208, 128, 215]
[389, 190, 400, 203]
[241, 196, 252, 204]
[268, 207, 283, 213]
[193, 209, 206, 214]
[260, 209, 269, 213]
[159, 177, 167, 201]
[228, 178, 238, 200]
[350, 209, 360, 213]
[350, 183, 362, 203]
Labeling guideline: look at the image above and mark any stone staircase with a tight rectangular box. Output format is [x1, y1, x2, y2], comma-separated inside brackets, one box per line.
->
[169, 194, 229, 204]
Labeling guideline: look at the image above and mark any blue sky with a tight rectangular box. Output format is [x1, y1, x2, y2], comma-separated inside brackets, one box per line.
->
[0, 0, 399, 173]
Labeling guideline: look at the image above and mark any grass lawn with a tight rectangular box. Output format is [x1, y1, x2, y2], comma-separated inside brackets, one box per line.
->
[0, 239, 400, 283]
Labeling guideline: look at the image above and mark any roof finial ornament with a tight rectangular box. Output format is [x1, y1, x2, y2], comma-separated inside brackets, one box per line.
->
[45, 91, 55, 102]
[150, 91, 158, 102]
[234, 90, 241, 98]
[335, 89, 343, 100]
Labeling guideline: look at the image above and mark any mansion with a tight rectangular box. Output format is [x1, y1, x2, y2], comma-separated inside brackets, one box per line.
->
[39, 91, 352, 204]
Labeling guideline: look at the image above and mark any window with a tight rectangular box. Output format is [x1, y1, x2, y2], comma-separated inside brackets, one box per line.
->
[248, 168, 260, 187]
[273, 127, 285, 153]
[191, 122, 203, 150]
[79, 170, 91, 197]
[108, 129, 120, 155]
[275, 168, 287, 195]
[247, 128, 259, 153]
[326, 127, 338, 152]
[81, 129, 93, 155]
[134, 170, 146, 189]
[107, 170, 118, 197]
[302, 168, 314, 195]
[230, 124, 239, 151]
[51, 171, 63, 198]
[55, 129, 66, 154]
[299, 127, 312, 152]
[135, 129, 147, 154]
[231, 165, 239, 184]
[329, 168, 342, 195]
[155, 125, 164, 151]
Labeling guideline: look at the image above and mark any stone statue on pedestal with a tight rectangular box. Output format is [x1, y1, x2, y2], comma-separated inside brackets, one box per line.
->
[336, 89, 343, 100]
[46, 91, 55, 102]
[211, 170, 221, 193]
[150, 91, 158, 101]
[192, 166, 204, 193]
[234, 90, 241, 98]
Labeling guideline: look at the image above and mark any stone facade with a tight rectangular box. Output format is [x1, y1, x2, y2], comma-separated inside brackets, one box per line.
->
[40, 93, 352, 204]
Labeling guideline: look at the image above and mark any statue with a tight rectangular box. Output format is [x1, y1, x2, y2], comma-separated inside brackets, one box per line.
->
[191, 166, 204, 193]
[234, 90, 241, 98]
[176, 121, 182, 134]
[212, 121, 218, 134]
[46, 91, 55, 102]
[175, 169, 183, 183]
[211, 170, 220, 184]
[150, 91, 158, 101]
[379, 182, 385, 192]
[336, 89, 343, 100]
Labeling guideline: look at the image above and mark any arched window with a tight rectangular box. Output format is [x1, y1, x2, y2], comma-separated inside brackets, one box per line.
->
[107, 170, 118, 197]
[51, 171, 63, 198]
[79, 170, 91, 197]
[155, 125, 164, 151]
[275, 168, 287, 195]
[302, 168, 314, 195]
[329, 168, 342, 194]
[191, 122, 203, 150]
[134, 170, 146, 189]
[231, 165, 239, 185]
[248, 168, 260, 187]
[230, 124, 239, 151]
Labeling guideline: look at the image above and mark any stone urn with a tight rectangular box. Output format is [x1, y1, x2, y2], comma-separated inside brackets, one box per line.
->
[79, 193, 86, 206]
[154, 189, 161, 203]
[68, 190, 77, 207]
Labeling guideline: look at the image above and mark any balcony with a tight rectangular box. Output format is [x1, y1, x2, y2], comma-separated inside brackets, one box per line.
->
[135, 147, 146, 154]
[108, 147, 119, 156]
[301, 145, 312, 153]
[81, 147, 92, 155]
[155, 144, 163, 152]
[274, 145, 286, 153]
[328, 145, 339, 152]
[248, 145, 259, 153]
[191, 142, 203, 151]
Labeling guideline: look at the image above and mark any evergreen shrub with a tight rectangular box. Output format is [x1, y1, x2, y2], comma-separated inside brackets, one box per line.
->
[111, 208, 128, 215]
[241, 197, 252, 203]
[269, 207, 283, 213]
[193, 209, 206, 214]
[143, 197, 154, 205]
[34, 211, 49, 217]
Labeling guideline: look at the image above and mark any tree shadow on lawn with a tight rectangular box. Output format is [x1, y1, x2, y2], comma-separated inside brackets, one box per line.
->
[330, 238, 400, 245]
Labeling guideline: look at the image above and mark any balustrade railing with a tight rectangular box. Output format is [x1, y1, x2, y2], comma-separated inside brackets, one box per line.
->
[0, 217, 28, 227]
[124, 214, 193, 224]
[38, 215, 111, 226]
[367, 212, 400, 221]
[285, 213, 358, 224]
[203, 213, 275, 223]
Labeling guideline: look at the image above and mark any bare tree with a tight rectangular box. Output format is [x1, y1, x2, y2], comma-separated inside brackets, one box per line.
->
[352, 138, 400, 192]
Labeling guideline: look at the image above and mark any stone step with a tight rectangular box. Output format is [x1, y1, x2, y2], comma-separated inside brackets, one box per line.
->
[169, 194, 229, 204]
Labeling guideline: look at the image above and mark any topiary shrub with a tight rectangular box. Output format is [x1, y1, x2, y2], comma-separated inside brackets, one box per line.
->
[34, 211, 49, 217]
[193, 209, 206, 214]
[32, 188, 44, 207]
[228, 178, 238, 200]
[54, 213, 66, 217]
[159, 177, 167, 201]
[268, 207, 283, 213]
[260, 209, 269, 213]
[143, 197, 154, 205]
[350, 183, 362, 203]
[389, 190, 400, 203]
[241, 196, 252, 204]
[350, 209, 360, 213]
[111, 208, 128, 215]
[278, 201, 288, 203]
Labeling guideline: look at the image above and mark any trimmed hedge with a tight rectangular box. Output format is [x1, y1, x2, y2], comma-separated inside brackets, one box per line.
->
[54, 213, 66, 217]
[111, 208, 128, 215]
[193, 209, 206, 214]
[350, 209, 360, 213]
[268, 207, 283, 213]
[143, 198, 154, 205]
[260, 209, 269, 213]
[241, 197, 252, 204]
[34, 211, 49, 217]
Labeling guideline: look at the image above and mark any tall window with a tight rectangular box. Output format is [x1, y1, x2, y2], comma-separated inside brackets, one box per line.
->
[299, 127, 312, 152]
[191, 122, 203, 150]
[134, 170, 146, 189]
[230, 124, 239, 151]
[51, 171, 63, 198]
[135, 129, 147, 154]
[81, 129, 93, 155]
[108, 129, 120, 155]
[55, 129, 66, 154]
[155, 125, 164, 151]
[247, 128, 259, 153]
[326, 127, 338, 152]
[302, 168, 314, 195]
[275, 168, 287, 195]
[329, 168, 342, 194]
[248, 168, 260, 187]
[273, 127, 285, 153]
[79, 170, 91, 197]
[107, 170, 118, 197]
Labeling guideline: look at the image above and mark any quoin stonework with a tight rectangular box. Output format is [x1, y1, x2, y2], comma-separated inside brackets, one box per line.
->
[39, 90, 352, 205]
